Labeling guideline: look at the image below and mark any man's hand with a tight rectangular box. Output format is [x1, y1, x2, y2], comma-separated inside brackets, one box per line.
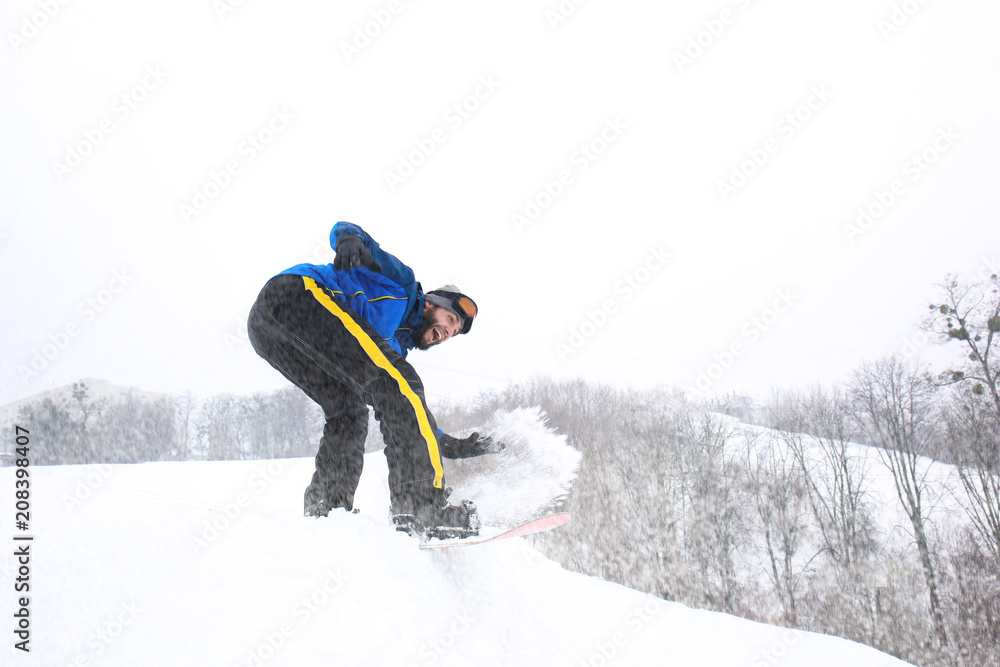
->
[334, 235, 382, 272]
[439, 432, 506, 459]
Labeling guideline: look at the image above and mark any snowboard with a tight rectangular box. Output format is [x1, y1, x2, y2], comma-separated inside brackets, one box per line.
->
[418, 512, 570, 550]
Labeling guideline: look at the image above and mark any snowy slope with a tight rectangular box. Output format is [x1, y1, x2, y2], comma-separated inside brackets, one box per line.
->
[677, 415, 976, 615]
[731, 417, 970, 554]
[0, 455, 914, 667]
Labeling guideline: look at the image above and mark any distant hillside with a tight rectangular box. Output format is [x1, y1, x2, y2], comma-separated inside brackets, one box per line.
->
[0, 378, 173, 428]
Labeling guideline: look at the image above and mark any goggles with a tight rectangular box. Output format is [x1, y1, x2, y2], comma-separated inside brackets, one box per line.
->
[429, 290, 477, 334]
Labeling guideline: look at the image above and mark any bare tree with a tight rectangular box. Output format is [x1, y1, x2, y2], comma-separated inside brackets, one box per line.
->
[792, 388, 876, 569]
[199, 395, 251, 460]
[174, 392, 197, 460]
[677, 413, 746, 614]
[925, 273, 1000, 418]
[16, 397, 85, 465]
[93, 391, 176, 463]
[267, 387, 325, 457]
[926, 273, 1000, 568]
[946, 529, 1000, 664]
[745, 428, 814, 625]
[943, 388, 1000, 567]
[851, 356, 949, 646]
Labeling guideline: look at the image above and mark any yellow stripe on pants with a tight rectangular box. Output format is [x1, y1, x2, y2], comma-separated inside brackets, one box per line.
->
[301, 276, 444, 488]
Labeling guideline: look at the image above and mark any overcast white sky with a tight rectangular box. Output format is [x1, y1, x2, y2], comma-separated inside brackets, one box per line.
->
[2, 0, 999, 407]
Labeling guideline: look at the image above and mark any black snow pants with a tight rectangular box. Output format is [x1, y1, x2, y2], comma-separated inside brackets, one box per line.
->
[247, 274, 445, 513]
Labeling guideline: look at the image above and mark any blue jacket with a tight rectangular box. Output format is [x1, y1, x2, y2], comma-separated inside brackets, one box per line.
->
[278, 222, 424, 357]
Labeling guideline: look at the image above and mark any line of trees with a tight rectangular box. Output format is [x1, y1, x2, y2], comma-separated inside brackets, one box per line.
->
[13, 382, 178, 465]
[10, 382, 325, 464]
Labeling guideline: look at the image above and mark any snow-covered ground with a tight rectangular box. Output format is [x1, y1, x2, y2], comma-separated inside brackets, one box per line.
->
[1, 451, 914, 666]
[731, 416, 969, 558]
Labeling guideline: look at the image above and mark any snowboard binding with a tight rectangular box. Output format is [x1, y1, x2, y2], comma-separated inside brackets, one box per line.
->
[392, 499, 480, 541]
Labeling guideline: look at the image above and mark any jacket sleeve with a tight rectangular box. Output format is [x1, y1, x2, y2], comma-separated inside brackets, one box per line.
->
[331, 221, 415, 290]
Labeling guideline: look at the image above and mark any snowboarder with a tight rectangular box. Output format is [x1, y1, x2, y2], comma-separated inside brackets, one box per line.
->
[247, 222, 500, 538]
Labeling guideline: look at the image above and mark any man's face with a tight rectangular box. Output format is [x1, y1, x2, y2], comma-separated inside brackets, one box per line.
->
[414, 303, 462, 350]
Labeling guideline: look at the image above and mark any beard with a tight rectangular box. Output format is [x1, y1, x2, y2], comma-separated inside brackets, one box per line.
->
[412, 318, 440, 351]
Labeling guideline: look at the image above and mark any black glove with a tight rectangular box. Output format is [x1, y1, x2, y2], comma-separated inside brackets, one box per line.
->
[438, 432, 505, 459]
[334, 235, 382, 272]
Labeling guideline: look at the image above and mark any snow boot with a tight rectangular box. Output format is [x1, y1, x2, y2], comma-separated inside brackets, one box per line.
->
[304, 482, 355, 517]
[391, 489, 479, 540]
[304, 483, 332, 517]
